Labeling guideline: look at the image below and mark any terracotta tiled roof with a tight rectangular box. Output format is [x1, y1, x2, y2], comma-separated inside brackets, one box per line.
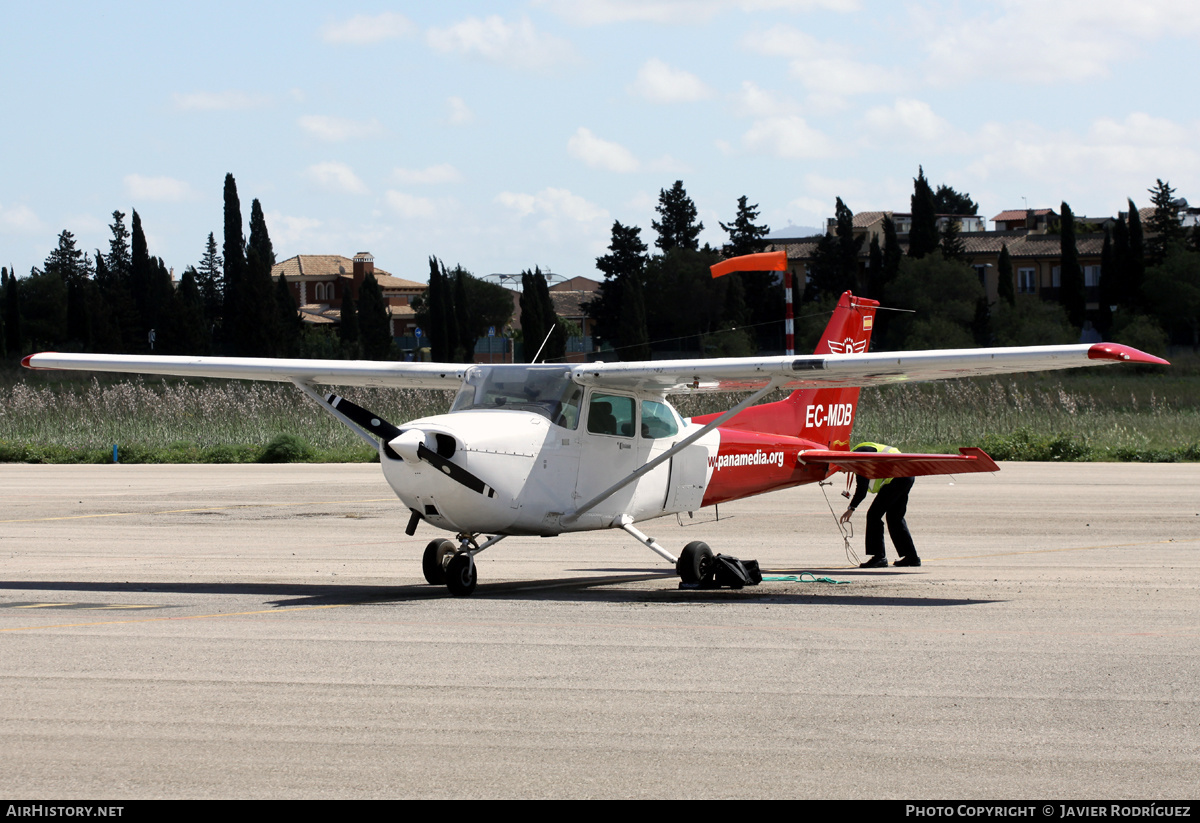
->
[374, 274, 425, 291]
[851, 211, 888, 228]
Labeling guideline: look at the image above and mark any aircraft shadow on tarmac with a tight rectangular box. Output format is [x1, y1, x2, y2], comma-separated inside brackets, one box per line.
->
[0, 575, 1001, 609]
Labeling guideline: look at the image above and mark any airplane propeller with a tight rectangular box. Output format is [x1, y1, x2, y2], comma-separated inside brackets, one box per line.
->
[326, 394, 496, 498]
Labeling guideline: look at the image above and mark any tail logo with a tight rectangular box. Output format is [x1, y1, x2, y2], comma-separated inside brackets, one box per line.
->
[827, 337, 867, 354]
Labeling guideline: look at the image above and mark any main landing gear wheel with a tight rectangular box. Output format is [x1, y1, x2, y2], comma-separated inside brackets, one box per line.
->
[422, 539, 456, 585]
[676, 541, 714, 584]
[445, 552, 478, 597]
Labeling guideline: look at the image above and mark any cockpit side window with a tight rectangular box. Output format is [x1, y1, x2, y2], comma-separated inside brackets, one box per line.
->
[587, 393, 635, 437]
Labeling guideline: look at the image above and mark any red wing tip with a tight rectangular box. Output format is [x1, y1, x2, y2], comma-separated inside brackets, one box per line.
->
[1087, 343, 1170, 366]
[21, 352, 58, 370]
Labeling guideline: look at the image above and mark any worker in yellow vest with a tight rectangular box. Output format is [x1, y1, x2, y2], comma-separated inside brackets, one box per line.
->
[838, 442, 920, 568]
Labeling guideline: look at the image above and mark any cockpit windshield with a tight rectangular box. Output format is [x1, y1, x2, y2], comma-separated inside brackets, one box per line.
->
[450, 365, 584, 430]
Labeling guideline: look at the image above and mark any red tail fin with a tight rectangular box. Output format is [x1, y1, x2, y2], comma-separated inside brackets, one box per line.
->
[694, 291, 878, 446]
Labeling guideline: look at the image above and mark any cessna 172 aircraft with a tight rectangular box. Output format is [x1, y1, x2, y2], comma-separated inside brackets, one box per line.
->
[23, 262, 1167, 596]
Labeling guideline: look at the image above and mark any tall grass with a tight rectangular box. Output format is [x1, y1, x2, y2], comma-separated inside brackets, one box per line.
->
[1, 361, 1195, 463]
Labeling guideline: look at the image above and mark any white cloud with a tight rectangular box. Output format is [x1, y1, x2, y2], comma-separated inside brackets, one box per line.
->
[567, 128, 640, 172]
[731, 81, 799, 118]
[321, 12, 415, 44]
[172, 90, 269, 111]
[0, 203, 42, 233]
[426, 16, 575, 70]
[446, 96, 474, 126]
[742, 25, 899, 98]
[392, 164, 463, 185]
[123, 174, 194, 202]
[538, 0, 859, 25]
[862, 98, 953, 144]
[494, 188, 610, 244]
[305, 162, 370, 195]
[298, 115, 385, 142]
[264, 212, 324, 250]
[630, 59, 713, 103]
[919, 0, 1200, 86]
[385, 191, 439, 218]
[964, 113, 1200, 203]
[741, 115, 840, 158]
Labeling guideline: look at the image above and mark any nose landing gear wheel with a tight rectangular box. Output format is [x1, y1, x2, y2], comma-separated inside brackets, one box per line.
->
[445, 552, 478, 596]
[422, 539, 456, 585]
[676, 541, 713, 584]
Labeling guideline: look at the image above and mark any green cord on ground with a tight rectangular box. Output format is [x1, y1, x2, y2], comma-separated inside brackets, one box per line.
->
[762, 573, 849, 584]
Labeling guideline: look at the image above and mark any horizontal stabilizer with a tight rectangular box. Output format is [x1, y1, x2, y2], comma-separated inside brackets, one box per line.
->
[798, 446, 999, 479]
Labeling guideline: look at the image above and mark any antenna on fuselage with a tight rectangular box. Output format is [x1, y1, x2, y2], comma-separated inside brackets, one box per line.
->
[531, 324, 557, 363]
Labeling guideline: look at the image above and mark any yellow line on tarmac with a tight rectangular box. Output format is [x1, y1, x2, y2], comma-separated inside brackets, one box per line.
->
[0, 499, 395, 524]
[0, 603, 351, 633]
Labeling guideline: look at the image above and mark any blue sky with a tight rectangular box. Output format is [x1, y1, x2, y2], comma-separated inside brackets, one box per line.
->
[3, 1, 1199, 285]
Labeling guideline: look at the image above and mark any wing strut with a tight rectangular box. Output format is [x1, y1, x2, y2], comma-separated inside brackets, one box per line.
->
[561, 377, 784, 526]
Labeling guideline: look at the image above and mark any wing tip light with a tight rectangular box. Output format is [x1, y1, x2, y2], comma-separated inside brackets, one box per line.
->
[1087, 343, 1169, 366]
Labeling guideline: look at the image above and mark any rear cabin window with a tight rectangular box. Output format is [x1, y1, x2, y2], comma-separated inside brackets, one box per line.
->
[640, 400, 679, 439]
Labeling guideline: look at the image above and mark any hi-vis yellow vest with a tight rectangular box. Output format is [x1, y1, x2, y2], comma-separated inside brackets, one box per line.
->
[853, 442, 900, 494]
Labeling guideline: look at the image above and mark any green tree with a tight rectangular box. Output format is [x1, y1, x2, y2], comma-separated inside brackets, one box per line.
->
[617, 273, 651, 361]
[940, 217, 965, 261]
[652, 180, 703, 252]
[932, 184, 978, 215]
[907, 166, 940, 259]
[197, 232, 223, 323]
[358, 271, 392, 360]
[1142, 244, 1200, 347]
[3, 269, 21, 356]
[222, 173, 247, 353]
[884, 255, 984, 349]
[1146, 179, 1183, 265]
[992, 296, 1077, 346]
[996, 243, 1015, 306]
[459, 269, 515, 355]
[339, 286, 360, 358]
[588, 220, 649, 350]
[1126, 199, 1146, 310]
[720, 195, 770, 257]
[1097, 228, 1116, 336]
[237, 198, 279, 356]
[275, 273, 302, 358]
[1058, 201, 1086, 329]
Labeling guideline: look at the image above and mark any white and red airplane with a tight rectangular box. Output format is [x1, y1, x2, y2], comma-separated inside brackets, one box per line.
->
[23, 262, 1167, 595]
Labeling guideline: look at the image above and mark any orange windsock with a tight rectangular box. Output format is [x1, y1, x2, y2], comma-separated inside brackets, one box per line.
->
[710, 250, 788, 278]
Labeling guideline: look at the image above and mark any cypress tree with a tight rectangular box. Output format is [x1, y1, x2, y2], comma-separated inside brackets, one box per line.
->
[996, 244, 1015, 306]
[339, 287, 360, 358]
[908, 166, 940, 259]
[535, 268, 564, 362]
[241, 198, 278, 356]
[1059, 202, 1086, 329]
[453, 267, 472, 361]
[129, 211, 152, 350]
[222, 173, 247, 353]
[519, 270, 545, 362]
[1097, 228, 1116, 337]
[1127, 199, 1146, 310]
[275, 273, 302, 357]
[3, 269, 20, 357]
[358, 271, 392, 360]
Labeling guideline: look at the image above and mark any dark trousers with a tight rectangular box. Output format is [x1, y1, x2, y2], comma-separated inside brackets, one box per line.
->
[865, 476, 916, 559]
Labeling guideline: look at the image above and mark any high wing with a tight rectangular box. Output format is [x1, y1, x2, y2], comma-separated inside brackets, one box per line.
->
[21, 353, 468, 389]
[798, 447, 999, 479]
[569, 342, 1168, 394]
